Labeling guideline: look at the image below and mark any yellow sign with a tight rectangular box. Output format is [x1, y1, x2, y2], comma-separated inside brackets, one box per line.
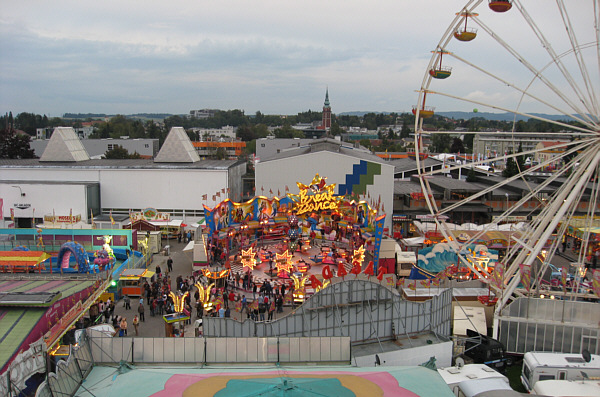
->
[295, 174, 340, 216]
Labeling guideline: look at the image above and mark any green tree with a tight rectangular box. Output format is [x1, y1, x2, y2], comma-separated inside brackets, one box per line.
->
[430, 134, 451, 153]
[216, 147, 227, 160]
[450, 137, 465, 154]
[503, 152, 519, 177]
[359, 139, 372, 150]
[330, 122, 343, 136]
[0, 128, 36, 158]
[104, 145, 140, 159]
[274, 124, 303, 138]
[466, 167, 477, 182]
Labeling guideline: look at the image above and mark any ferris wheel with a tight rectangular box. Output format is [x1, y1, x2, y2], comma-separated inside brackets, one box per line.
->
[413, 0, 600, 311]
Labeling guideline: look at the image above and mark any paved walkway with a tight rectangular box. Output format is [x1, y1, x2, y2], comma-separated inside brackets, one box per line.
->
[108, 238, 295, 338]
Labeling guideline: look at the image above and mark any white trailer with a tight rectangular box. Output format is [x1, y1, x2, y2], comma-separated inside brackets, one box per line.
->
[521, 351, 600, 392]
[437, 363, 511, 397]
[531, 379, 600, 396]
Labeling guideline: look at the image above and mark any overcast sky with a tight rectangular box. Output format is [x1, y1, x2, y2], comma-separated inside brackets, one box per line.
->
[0, 1, 596, 118]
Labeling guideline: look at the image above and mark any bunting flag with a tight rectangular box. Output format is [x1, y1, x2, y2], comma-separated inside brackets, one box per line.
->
[269, 189, 273, 195]
[490, 263, 504, 289]
[337, 263, 348, 278]
[216, 191, 221, 198]
[90, 209, 95, 227]
[235, 300, 242, 312]
[10, 208, 14, 223]
[420, 279, 431, 288]
[407, 280, 416, 290]
[221, 188, 225, 194]
[202, 194, 207, 200]
[261, 186, 264, 193]
[109, 209, 114, 225]
[519, 263, 532, 292]
[396, 278, 405, 287]
[285, 185, 289, 192]
[253, 187, 256, 192]
[278, 189, 281, 196]
[283, 292, 293, 305]
[561, 266, 569, 289]
[212, 195, 216, 201]
[592, 269, 600, 297]
[227, 188, 230, 194]
[431, 278, 440, 287]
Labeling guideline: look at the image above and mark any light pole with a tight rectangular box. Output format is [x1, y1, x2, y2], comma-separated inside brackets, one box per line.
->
[505, 193, 509, 212]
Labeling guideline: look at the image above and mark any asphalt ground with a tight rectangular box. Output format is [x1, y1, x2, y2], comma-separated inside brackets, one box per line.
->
[105, 237, 295, 338]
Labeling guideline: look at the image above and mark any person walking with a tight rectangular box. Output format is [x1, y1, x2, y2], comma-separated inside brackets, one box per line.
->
[138, 302, 145, 322]
[167, 257, 173, 272]
[123, 295, 131, 310]
[132, 315, 140, 336]
[119, 317, 128, 337]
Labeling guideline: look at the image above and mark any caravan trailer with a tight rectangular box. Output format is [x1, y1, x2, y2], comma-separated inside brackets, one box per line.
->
[437, 363, 513, 397]
[521, 351, 600, 392]
[531, 379, 600, 396]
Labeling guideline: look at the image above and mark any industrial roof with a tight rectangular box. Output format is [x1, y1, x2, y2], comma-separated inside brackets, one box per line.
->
[0, 158, 241, 170]
[0, 277, 97, 371]
[259, 138, 388, 165]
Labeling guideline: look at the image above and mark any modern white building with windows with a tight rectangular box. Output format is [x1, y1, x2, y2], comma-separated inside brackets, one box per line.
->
[1, 127, 246, 228]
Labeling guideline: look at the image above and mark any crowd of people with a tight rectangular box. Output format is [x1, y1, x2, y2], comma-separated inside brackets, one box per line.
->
[87, 241, 300, 338]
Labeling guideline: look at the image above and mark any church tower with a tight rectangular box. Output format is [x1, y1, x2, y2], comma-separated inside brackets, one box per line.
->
[322, 88, 331, 132]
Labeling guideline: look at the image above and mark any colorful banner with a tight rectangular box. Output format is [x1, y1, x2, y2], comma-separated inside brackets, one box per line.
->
[561, 266, 569, 289]
[519, 263, 532, 292]
[490, 262, 504, 289]
[130, 208, 171, 221]
[592, 269, 600, 297]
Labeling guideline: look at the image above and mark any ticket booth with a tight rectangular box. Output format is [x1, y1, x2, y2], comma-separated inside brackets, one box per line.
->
[119, 268, 155, 297]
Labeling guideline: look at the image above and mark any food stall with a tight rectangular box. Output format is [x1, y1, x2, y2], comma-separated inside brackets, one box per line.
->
[119, 268, 155, 297]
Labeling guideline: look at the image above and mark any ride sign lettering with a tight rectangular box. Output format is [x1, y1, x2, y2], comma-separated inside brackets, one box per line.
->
[295, 188, 339, 215]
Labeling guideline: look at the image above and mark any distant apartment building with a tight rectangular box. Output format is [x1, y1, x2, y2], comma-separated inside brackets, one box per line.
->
[191, 140, 246, 159]
[189, 109, 219, 119]
[36, 126, 94, 140]
[534, 141, 567, 168]
[190, 126, 236, 141]
[472, 132, 570, 158]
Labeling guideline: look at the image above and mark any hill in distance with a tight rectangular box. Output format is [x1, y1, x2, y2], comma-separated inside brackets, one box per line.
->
[338, 110, 573, 122]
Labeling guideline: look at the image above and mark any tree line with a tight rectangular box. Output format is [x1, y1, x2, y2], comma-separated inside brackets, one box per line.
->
[1, 109, 582, 159]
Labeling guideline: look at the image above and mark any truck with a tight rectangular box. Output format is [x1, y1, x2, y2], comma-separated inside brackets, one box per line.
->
[521, 350, 600, 392]
[463, 329, 514, 370]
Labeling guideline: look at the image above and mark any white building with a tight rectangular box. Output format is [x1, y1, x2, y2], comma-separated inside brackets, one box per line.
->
[30, 138, 159, 159]
[255, 137, 395, 230]
[190, 125, 236, 141]
[0, 127, 246, 228]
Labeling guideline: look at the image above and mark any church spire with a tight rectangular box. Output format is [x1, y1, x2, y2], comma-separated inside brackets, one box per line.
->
[322, 87, 331, 132]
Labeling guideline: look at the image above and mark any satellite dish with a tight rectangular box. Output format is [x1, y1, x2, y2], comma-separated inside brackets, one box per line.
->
[455, 357, 465, 369]
[582, 349, 592, 363]
[375, 354, 381, 366]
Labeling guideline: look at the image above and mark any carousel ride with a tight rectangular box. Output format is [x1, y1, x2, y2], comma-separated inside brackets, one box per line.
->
[199, 174, 387, 303]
